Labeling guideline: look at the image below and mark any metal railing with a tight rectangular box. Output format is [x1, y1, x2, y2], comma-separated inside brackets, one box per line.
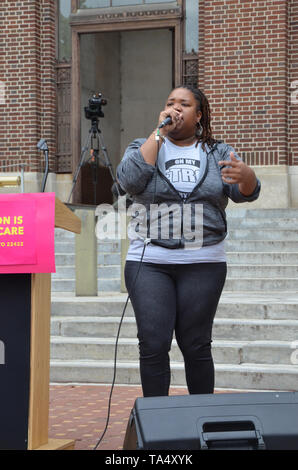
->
[0, 163, 42, 193]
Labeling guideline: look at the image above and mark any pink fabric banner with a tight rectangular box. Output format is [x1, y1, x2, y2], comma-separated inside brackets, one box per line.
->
[0, 192, 56, 273]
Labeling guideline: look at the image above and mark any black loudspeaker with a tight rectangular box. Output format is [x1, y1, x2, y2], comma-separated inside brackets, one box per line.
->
[123, 392, 298, 450]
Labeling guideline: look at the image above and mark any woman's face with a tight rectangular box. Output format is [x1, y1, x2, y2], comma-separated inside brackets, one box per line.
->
[164, 88, 202, 141]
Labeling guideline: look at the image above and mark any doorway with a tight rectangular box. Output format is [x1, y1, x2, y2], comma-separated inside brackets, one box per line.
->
[79, 28, 173, 205]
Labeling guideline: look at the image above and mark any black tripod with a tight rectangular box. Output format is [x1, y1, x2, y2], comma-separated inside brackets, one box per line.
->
[67, 117, 120, 204]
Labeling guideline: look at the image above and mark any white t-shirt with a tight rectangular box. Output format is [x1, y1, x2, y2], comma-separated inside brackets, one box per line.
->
[164, 138, 201, 200]
[126, 138, 226, 264]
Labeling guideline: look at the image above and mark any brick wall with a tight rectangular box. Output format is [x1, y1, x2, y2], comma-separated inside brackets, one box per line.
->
[0, 1, 297, 174]
[290, 0, 298, 165]
[198, 0, 297, 166]
[0, 0, 57, 173]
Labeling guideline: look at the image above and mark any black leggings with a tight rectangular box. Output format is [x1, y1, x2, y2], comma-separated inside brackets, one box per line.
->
[124, 261, 227, 397]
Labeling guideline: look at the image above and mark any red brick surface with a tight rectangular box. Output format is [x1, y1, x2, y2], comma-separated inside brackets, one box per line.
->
[198, 0, 298, 166]
[49, 384, 188, 451]
[0, 0, 56, 172]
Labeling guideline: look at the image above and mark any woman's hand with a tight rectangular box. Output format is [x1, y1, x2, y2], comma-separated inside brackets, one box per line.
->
[158, 108, 183, 135]
[139, 107, 182, 166]
[219, 152, 258, 196]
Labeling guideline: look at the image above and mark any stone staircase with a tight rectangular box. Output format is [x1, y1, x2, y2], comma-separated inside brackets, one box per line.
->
[53, 234, 122, 293]
[50, 208, 298, 391]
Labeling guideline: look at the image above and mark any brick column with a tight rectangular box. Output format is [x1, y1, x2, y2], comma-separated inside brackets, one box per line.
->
[40, 0, 57, 172]
[289, 0, 298, 166]
[0, 0, 57, 174]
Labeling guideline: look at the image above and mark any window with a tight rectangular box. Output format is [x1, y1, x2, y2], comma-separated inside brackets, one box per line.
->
[78, 0, 176, 8]
[58, 0, 72, 61]
[185, 0, 198, 53]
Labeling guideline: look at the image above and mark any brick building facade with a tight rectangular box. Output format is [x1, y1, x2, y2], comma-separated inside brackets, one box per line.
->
[0, 0, 57, 182]
[0, 0, 297, 207]
[199, 0, 298, 207]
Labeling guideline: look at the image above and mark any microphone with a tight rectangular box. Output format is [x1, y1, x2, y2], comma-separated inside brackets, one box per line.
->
[158, 116, 172, 129]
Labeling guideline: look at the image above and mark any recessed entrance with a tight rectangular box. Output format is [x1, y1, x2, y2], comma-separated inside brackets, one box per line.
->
[79, 28, 173, 204]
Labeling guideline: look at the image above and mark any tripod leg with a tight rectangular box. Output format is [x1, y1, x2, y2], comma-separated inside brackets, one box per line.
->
[90, 151, 99, 205]
[67, 132, 92, 203]
[97, 133, 121, 198]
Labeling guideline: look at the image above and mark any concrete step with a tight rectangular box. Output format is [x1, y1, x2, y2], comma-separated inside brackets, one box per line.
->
[51, 276, 298, 293]
[54, 242, 75, 254]
[52, 265, 122, 280]
[49, 359, 298, 391]
[213, 318, 298, 341]
[98, 253, 121, 265]
[51, 337, 238, 364]
[51, 316, 298, 342]
[55, 241, 120, 252]
[52, 267, 75, 279]
[51, 294, 134, 317]
[227, 218, 298, 229]
[55, 241, 298, 256]
[98, 266, 121, 279]
[55, 228, 75, 240]
[55, 254, 75, 265]
[226, 252, 298, 264]
[55, 253, 298, 269]
[55, 235, 120, 247]
[214, 363, 298, 391]
[51, 294, 298, 320]
[52, 279, 75, 292]
[97, 279, 121, 292]
[51, 316, 137, 338]
[51, 267, 123, 281]
[55, 238, 298, 252]
[52, 263, 298, 280]
[224, 240, 298, 252]
[226, 229, 298, 241]
[51, 278, 121, 292]
[56, 253, 121, 266]
[226, 208, 298, 219]
[227, 265, 298, 278]
[223, 278, 298, 291]
[55, 232, 298, 252]
[50, 336, 297, 366]
[97, 241, 121, 253]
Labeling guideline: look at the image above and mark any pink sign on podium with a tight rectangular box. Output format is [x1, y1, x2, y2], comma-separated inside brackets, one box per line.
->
[0, 192, 56, 273]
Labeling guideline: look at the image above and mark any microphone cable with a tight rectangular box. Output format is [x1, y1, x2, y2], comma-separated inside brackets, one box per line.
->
[92, 239, 150, 450]
[92, 135, 161, 450]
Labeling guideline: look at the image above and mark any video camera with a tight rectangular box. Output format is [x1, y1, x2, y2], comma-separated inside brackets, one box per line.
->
[84, 93, 107, 120]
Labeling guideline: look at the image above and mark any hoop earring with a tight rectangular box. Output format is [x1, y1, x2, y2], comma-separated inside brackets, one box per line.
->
[196, 122, 203, 137]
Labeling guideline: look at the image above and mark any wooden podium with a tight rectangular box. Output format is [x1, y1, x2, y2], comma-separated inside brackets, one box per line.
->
[0, 197, 81, 450]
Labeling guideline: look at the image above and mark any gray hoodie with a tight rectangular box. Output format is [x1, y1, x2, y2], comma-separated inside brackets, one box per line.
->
[116, 139, 261, 249]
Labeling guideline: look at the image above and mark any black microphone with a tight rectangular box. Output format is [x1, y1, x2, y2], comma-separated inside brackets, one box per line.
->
[158, 116, 172, 129]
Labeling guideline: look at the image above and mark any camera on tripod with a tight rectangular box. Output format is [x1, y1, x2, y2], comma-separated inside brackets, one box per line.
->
[84, 93, 107, 120]
[68, 91, 120, 204]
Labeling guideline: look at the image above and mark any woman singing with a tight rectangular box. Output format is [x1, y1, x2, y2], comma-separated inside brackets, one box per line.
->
[116, 85, 261, 397]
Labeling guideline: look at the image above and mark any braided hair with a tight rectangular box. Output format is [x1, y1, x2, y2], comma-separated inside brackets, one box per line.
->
[175, 85, 217, 151]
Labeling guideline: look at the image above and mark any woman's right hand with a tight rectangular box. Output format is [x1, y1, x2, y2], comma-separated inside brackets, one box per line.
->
[140, 107, 183, 166]
[157, 108, 183, 135]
